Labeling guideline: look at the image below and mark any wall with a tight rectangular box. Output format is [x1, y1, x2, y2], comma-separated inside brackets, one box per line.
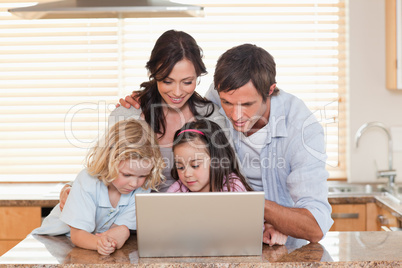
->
[348, 0, 402, 183]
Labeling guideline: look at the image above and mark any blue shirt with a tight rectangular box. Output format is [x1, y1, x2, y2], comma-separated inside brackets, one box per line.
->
[205, 85, 334, 236]
[32, 169, 149, 236]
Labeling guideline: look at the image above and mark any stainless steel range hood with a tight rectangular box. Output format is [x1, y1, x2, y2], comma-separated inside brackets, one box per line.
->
[8, 0, 204, 20]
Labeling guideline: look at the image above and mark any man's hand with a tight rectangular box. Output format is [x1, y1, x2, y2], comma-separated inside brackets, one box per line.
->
[59, 184, 71, 211]
[263, 223, 288, 246]
[96, 233, 117, 255]
[117, 91, 140, 109]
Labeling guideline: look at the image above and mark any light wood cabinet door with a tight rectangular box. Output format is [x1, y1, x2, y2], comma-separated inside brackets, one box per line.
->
[385, 0, 402, 90]
[364, 203, 399, 231]
[0, 207, 41, 239]
[366, 203, 380, 231]
[377, 206, 399, 230]
[330, 204, 366, 231]
[0, 207, 41, 256]
[0, 240, 20, 256]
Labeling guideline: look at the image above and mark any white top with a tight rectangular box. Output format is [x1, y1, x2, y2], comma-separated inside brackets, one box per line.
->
[32, 169, 149, 236]
[236, 124, 271, 192]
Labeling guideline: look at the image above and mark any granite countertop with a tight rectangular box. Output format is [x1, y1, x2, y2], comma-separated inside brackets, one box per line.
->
[375, 194, 402, 222]
[328, 191, 402, 222]
[0, 183, 62, 207]
[1, 183, 402, 266]
[1, 231, 402, 266]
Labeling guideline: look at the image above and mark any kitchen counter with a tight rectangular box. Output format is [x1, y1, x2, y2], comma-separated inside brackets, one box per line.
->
[328, 192, 402, 222]
[0, 183, 62, 207]
[1, 231, 402, 266]
[1, 183, 402, 266]
[375, 194, 402, 222]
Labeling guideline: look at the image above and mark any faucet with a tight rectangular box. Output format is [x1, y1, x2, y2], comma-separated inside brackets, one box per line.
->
[355, 122, 397, 190]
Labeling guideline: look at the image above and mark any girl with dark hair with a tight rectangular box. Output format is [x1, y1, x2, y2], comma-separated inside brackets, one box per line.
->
[167, 119, 252, 193]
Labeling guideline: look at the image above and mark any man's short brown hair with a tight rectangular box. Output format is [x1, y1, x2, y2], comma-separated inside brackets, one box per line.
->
[214, 44, 279, 100]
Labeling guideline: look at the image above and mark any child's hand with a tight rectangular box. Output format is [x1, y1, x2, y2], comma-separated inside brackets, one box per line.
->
[96, 233, 117, 255]
[263, 223, 288, 246]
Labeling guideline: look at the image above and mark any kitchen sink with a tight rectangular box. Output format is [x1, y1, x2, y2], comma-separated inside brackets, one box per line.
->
[327, 182, 389, 194]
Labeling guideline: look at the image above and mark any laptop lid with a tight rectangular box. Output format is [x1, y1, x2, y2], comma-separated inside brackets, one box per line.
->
[135, 191, 265, 257]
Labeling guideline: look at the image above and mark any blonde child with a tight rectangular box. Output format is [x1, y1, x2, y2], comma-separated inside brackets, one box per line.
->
[167, 119, 252, 193]
[32, 119, 164, 255]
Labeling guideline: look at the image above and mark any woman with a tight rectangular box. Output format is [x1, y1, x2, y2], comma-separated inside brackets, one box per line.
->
[108, 30, 228, 192]
[60, 30, 228, 204]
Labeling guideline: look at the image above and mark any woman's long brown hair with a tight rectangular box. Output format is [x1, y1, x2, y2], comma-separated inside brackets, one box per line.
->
[138, 30, 213, 138]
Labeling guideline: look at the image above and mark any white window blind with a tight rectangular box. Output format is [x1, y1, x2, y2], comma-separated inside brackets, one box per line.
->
[0, 0, 346, 182]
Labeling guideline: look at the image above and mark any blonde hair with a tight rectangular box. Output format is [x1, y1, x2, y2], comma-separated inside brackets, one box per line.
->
[86, 119, 165, 190]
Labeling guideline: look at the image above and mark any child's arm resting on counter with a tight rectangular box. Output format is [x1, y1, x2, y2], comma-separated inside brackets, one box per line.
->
[69, 224, 130, 255]
[69, 226, 116, 255]
[98, 224, 130, 249]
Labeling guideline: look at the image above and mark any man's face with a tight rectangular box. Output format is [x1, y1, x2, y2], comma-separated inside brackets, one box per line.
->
[219, 81, 271, 135]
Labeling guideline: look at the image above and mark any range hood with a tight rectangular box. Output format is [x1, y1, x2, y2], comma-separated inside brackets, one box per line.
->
[8, 0, 204, 20]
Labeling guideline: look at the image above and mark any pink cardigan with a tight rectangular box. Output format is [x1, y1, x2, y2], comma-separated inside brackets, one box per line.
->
[166, 173, 248, 193]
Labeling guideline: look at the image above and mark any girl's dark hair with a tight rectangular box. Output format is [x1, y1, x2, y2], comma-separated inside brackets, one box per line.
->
[138, 30, 213, 138]
[171, 119, 253, 192]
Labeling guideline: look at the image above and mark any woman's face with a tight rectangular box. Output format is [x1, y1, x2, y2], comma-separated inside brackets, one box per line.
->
[157, 59, 197, 110]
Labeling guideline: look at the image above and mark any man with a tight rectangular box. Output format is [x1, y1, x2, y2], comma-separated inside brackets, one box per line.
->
[206, 44, 333, 243]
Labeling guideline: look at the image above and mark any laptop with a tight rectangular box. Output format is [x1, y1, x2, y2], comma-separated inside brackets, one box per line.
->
[135, 191, 265, 257]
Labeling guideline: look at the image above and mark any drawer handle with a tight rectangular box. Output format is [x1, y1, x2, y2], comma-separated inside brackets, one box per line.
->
[377, 215, 390, 225]
[331, 213, 359, 219]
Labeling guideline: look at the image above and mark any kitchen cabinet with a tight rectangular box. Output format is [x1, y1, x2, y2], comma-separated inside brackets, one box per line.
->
[330, 203, 400, 231]
[366, 203, 380, 231]
[367, 203, 399, 231]
[385, 0, 402, 90]
[330, 204, 366, 231]
[0, 207, 41, 256]
[377, 206, 399, 230]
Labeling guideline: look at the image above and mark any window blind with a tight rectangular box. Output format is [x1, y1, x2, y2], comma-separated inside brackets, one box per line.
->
[0, 0, 346, 182]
